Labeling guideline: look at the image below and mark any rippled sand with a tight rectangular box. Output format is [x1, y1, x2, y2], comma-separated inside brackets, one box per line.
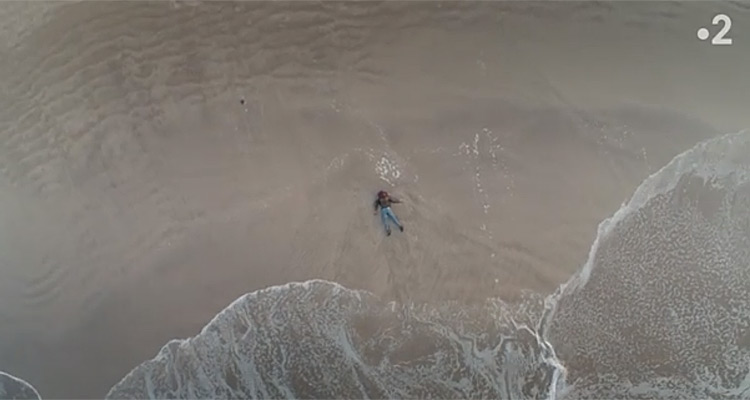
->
[1, 1, 748, 397]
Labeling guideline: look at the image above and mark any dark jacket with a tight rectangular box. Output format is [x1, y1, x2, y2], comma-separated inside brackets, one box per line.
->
[374, 196, 401, 211]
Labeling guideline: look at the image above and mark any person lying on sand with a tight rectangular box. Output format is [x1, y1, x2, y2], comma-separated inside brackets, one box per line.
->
[373, 190, 404, 236]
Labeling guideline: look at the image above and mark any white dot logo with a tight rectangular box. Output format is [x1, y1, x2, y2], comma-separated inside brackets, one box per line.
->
[697, 27, 710, 41]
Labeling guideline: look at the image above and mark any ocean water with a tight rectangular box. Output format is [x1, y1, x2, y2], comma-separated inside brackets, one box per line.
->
[98, 131, 749, 399]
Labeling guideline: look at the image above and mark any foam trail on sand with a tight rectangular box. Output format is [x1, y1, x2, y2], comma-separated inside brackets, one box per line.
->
[542, 130, 750, 399]
[105, 280, 564, 399]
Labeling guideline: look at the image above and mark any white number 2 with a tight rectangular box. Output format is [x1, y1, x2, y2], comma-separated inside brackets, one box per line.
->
[712, 14, 733, 45]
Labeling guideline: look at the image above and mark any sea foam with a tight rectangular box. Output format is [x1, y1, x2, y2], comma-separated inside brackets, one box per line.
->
[543, 130, 750, 399]
[105, 281, 561, 399]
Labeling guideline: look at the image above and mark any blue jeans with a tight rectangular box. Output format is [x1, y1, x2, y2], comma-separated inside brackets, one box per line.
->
[380, 206, 401, 232]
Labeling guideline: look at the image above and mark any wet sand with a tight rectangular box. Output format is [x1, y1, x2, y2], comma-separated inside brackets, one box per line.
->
[0, 1, 748, 397]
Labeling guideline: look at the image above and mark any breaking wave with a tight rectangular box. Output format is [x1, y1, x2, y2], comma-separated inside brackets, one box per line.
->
[543, 130, 750, 399]
[105, 281, 563, 399]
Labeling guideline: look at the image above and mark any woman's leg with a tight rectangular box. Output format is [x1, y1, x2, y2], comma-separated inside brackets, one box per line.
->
[385, 208, 402, 230]
[380, 208, 391, 234]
